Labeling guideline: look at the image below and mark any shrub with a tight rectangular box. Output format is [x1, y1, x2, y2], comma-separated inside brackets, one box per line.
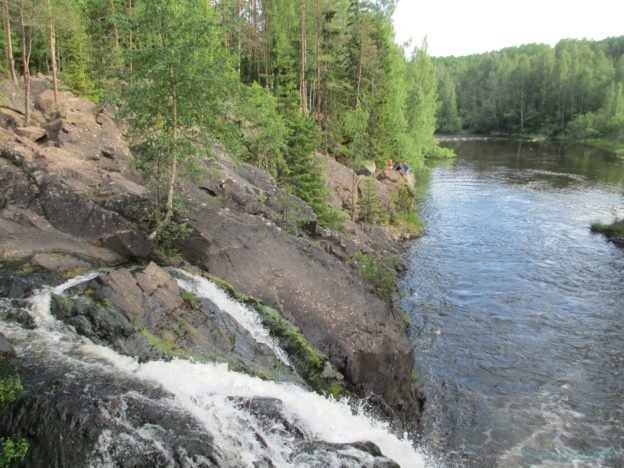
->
[353, 252, 398, 303]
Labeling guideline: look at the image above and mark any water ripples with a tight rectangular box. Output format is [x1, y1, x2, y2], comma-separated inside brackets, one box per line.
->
[402, 140, 624, 467]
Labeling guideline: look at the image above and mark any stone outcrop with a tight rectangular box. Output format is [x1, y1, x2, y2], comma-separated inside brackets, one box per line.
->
[0, 77, 423, 425]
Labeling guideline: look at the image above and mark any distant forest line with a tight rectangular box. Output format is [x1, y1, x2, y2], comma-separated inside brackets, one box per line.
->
[433, 37, 624, 143]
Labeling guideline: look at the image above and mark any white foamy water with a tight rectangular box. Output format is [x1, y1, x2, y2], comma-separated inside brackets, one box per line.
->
[29, 271, 102, 328]
[4, 272, 429, 467]
[172, 268, 291, 366]
[86, 345, 428, 467]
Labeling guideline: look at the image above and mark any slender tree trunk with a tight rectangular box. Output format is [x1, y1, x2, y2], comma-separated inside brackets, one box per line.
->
[235, 0, 241, 77]
[263, 4, 270, 88]
[109, 0, 119, 50]
[520, 78, 524, 131]
[164, 70, 178, 224]
[128, 0, 133, 71]
[299, 0, 307, 113]
[252, 0, 260, 82]
[356, 39, 363, 107]
[19, 0, 31, 126]
[46, 0, 58, 103]
[314, 0, 321, 119]
[2, 0, 17, 84]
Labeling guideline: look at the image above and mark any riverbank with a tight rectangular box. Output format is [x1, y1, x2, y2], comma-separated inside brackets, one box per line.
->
[438, 132, 624, 155]
[591, 218, 624, 247]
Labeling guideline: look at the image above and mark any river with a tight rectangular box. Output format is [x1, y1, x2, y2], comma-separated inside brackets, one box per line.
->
[400, 138, 624, 467]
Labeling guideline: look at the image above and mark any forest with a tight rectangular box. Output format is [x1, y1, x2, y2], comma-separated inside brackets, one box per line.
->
[0, 0, 448, 229]
[434, 37, 624, 143]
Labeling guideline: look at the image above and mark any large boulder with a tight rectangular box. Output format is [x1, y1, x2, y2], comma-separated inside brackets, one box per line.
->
[0, 96, 155, 265]
[179, 178, 419, 413]
[321, 155, 357, 213]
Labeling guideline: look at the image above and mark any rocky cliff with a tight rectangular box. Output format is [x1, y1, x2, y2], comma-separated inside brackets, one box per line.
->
[0, 78, 423, 434]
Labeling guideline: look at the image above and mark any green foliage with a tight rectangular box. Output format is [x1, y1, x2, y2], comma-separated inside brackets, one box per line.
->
[353, 251, 398, 304]
[122, 0, 235, 219]
[434, 37, 624, 142]
[591, 217, 624, 245]
[235, 83, 288, 178]
[180, 289, 197, 308]
[0, 376, 28, 466]
[138, 328, 190, 359]
[0, 376, 23, 405]
[391, 210, 424, 236]
[357, 176, 387, 224]
[0, 437, 29, 467]
[278, 109, 344, 229]
[145, 216, 193, 259]
[427, 145, 456, 159]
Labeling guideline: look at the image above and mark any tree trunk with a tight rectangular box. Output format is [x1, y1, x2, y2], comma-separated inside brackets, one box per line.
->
[109, 0, 120, 50]
[46, 0, 58, 103]
[19, 0, 31, 126]
[356, 39, 363, 107]
[314, 0, 321, 120]
[2, 0, 17, 84]
[164, 68, 178, 224]
[128, 0, 133, 71]
[520, 78, 524, 131]
[263, 4, 270, 88]
[299, 0, 307, 113]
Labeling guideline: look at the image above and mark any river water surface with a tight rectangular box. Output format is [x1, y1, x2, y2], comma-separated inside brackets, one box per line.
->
[400, 139, 624, 467]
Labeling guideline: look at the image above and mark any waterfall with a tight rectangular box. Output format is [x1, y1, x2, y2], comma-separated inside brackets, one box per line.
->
[172, 268, 291, 366]
[0, 270, 430, 467]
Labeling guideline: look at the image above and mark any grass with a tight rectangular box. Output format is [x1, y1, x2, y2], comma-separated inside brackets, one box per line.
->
[352, 251, 398, 304]
[591, 218, 624, 246]
[180, 289, 197, 308]
[390, 210, 424, 236]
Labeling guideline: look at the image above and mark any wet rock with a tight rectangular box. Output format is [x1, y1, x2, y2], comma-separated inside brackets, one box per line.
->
[87, 263, 185, 330]
[0, 332, 15, 360]
[29, 253, 91, 274]
[49, 294, 165, 362]
[1, 356, 220, 468]
[0, 266, 64, 299]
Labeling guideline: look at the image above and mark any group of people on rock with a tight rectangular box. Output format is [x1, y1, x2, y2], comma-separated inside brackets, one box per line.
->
[387, 159, 410, 175]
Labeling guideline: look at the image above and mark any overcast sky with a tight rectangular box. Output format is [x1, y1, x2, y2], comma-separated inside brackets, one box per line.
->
[392, 0, 624, 57]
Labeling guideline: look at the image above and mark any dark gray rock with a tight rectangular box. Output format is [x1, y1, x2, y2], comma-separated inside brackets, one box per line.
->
[179, 180, 420, 415]
[0, 332, 15, 360]
[49, 294, 165, 362]
[1, 356, 220, 468]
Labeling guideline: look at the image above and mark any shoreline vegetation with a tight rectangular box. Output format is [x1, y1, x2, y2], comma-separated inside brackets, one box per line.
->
[437, 133, 624, 155]
[433, 37, 624, 155]
[591, 218, 624, 247]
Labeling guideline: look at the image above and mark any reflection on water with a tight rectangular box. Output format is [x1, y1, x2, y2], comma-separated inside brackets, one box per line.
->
[402, 139, 624, 467]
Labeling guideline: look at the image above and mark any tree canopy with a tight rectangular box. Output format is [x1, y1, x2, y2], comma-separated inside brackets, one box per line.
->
[433, 37, 624, 143]
[1, 0, 447, 227]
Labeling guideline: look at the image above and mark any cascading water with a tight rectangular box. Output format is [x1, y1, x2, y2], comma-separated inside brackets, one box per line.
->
[0, 269, 430, 467]
[172, 269, 291, 366]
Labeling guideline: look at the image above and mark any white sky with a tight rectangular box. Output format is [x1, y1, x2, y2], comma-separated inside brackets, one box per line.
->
[392, 0, 624, 57]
